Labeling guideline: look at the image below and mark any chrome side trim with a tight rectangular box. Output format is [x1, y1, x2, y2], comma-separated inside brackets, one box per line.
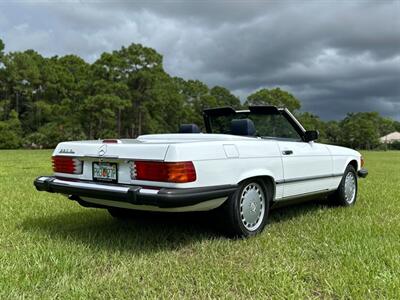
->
[280, 189, 335, 201]
[275, 173, 343, 184]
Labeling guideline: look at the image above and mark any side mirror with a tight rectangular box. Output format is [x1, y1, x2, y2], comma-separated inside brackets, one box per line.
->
[304, 130, 319, 142]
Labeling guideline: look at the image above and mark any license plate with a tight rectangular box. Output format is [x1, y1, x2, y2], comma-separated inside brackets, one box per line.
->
[93, 162, 118, 182]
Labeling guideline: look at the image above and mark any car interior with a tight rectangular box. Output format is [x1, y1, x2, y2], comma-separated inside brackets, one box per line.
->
[178, 118, 257, 136]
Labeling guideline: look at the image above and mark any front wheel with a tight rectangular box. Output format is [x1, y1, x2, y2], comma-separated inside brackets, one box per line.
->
[329, 165, 358, 206]
[219, 179, 270, 238]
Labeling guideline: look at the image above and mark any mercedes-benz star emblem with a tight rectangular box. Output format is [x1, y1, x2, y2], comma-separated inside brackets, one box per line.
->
[98, 144, 107, 157]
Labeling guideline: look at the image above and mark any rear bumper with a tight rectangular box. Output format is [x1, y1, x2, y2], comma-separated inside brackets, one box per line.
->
[34, 176, 238, 208]
[357, 168, 368, 178]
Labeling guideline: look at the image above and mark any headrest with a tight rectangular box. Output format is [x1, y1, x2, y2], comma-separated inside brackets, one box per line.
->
[230, 119, 256, 136]
[179, 124, 201, 133]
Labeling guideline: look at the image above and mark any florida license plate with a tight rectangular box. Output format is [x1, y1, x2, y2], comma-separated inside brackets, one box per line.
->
[93, 162, 118, 182]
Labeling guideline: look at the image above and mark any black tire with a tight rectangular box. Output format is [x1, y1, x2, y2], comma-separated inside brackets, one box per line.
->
[219, 179, 270, 238]
[329, 165, 358, 206]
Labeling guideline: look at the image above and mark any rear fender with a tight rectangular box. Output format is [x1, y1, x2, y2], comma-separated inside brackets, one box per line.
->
[237, 169, 276, 184]
[236, 169, 278, 200]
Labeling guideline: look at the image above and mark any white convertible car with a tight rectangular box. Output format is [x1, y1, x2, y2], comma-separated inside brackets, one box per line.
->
[34, 106, 368, 237]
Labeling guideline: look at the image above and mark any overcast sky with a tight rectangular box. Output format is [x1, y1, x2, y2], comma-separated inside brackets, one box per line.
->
[0, 0, 399, 120]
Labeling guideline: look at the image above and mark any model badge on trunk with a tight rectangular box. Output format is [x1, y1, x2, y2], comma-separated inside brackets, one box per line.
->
[59, 149, 75, 154]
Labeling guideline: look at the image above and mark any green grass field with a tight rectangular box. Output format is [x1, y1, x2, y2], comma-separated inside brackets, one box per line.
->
[0, 150, 399, 299]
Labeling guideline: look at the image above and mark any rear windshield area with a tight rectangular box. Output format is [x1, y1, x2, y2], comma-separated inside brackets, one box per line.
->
[209, 113, 301, 140]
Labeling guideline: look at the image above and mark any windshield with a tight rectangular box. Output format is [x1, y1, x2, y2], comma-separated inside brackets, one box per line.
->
[208, 112, 302, 140]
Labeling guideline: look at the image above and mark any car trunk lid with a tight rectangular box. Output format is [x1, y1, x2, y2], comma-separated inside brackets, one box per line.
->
[54, 139, 170, 161]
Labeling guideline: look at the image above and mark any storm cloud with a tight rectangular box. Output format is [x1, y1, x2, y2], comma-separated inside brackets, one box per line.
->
[0, 0, 399, 120]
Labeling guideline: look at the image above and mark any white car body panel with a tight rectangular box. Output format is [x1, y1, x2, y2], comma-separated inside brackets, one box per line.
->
[51, 133, 362, 206]
[81, 197, 227, 212]
[277, 141, 332, 198]
[38, 107, 364, 213]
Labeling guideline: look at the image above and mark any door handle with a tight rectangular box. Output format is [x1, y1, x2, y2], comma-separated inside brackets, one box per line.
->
[282, 150, 293, 155]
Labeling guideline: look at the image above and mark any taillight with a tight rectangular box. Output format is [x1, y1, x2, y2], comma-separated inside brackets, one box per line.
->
[52, 156, 83, 174]
[134, 161, 196, 183]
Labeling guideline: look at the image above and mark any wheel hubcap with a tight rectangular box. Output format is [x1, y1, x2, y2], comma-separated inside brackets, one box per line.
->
[344, 172, 356, 204]
[240, 183, 265, 231]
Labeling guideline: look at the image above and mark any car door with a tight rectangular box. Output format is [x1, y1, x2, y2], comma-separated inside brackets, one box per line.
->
[278, 140, 332, 199]
[252, 110, 333, 200]
[243, 108, 334, 200]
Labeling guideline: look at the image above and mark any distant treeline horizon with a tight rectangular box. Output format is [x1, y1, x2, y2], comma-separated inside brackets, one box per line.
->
[0, 38, 399, 150]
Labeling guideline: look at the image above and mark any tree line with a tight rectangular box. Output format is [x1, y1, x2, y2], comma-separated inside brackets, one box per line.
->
[0, 38, 399, 150]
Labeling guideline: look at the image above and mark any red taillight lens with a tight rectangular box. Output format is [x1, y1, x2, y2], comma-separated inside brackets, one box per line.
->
[52, 156, 83, 174]
[134, 161, 196, 183]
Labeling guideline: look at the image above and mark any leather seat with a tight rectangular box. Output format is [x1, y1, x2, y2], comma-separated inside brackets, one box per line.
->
[230, 119, 256, 136]
[179, 124, 201, 133]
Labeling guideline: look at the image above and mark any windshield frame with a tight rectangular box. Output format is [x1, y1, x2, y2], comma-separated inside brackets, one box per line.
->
[203, 106, 307, 142]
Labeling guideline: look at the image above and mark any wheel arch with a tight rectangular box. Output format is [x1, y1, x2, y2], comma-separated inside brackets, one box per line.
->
[347, 159, 358, 172]
[237, 174, 276, 202]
